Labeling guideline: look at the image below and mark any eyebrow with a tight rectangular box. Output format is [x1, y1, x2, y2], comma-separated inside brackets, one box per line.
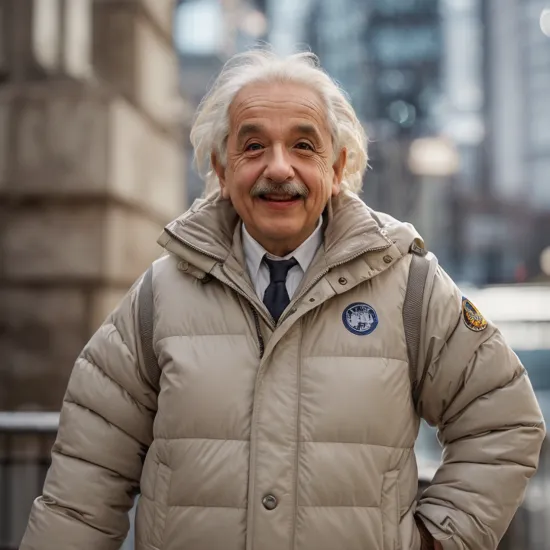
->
[237, 122, 324, 145]
[293, 123, 323, 142]
[236, 123, 264, 144]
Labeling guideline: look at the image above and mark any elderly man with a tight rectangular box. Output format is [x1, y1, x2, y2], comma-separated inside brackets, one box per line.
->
[21, 50, 544, 550]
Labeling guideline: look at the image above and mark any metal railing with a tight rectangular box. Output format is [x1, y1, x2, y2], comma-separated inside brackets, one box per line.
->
[0, 413, 59, 550]
[1, 412, 548, 549]
[0, 412, 134, 550]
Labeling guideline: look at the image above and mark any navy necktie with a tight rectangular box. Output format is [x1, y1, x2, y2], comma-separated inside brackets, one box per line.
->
[263, 257, 298, 323]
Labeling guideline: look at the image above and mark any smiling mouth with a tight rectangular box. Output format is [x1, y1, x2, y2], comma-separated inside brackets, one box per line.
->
[259, 193, 302, 202]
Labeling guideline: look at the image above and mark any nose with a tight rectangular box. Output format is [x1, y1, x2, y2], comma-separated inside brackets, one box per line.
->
[263, 144, 294, 182]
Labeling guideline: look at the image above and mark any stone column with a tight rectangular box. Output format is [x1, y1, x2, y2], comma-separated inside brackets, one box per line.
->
[0, 0, 187, 410]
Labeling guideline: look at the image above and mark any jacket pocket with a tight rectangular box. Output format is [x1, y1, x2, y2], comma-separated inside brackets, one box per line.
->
[150, 462, 172, 550]
[380, 470, 401, 550]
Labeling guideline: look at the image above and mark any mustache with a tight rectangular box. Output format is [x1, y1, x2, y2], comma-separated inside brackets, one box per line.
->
[250, 179, 309, 199]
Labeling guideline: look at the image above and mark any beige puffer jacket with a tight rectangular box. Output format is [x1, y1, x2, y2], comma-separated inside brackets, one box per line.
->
[21, 191, 545, 550]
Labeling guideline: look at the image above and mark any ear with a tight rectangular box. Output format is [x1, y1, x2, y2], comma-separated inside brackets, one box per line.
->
[331, 148, 347, 196]
[211, 152, 229, 199]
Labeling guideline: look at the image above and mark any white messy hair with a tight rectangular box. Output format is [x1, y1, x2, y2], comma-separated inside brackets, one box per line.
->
[190, 48, 369, 195]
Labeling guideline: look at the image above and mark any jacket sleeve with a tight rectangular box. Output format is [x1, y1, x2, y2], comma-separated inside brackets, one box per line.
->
[415, 266, 546, 550]
[20, 277, 157, 550]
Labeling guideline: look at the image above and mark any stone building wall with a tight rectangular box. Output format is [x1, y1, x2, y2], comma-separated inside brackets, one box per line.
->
[0, 0, 186, 410]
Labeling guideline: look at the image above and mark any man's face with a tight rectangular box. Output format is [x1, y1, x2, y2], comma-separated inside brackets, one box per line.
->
[213, 82, 346, 256]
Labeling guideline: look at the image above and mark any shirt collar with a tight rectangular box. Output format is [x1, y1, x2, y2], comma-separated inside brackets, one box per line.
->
[242, 217, 324, 280]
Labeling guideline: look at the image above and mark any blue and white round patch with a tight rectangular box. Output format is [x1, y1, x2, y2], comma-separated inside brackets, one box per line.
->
[342, 302, 379, 335]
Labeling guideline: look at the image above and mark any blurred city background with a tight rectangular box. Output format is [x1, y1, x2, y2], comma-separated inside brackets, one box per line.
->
[0, 0, 549, 548]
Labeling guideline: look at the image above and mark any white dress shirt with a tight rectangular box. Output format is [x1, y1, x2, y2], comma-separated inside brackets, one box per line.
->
[242, 218, 324, 301]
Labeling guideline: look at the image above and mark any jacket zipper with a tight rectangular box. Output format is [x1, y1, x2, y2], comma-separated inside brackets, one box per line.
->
[251, 307, 265, 358]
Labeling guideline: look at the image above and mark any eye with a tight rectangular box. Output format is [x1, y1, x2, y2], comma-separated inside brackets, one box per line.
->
[295, 141, 314, 151]
[245, 142, 264, 152]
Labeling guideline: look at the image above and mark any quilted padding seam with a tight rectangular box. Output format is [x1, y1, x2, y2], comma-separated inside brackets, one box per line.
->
[63, 399, 146, 452]
[156, 333, 247, 346]
[79, 350, 153, 414]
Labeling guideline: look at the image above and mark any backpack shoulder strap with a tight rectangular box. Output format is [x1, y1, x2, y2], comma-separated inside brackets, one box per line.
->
[403, 241, 431, 409]
[138, 266, 160, 390]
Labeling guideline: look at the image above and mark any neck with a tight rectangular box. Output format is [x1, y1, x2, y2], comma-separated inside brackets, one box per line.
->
[258, 238, 301, 258]
[265, 244, 298, 257]
[245, 224, 318, 257]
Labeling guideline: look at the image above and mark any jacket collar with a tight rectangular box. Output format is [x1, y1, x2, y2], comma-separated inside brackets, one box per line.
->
[158, 190, 422, 279]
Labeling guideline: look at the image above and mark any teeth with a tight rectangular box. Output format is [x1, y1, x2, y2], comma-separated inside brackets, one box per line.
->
[263, 195, 296, 201]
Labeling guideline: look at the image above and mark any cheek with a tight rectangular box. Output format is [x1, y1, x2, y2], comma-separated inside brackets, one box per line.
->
[233, 159, 263, 185]
[307, 162, 332, 195]
[230, 154, 247, 172]
[310, 156, 331, 179]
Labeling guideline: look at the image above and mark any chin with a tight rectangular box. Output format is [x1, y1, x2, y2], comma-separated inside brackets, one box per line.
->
[260, 219, 302, 237]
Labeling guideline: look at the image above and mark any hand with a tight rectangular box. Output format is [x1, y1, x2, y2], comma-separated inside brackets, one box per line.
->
[415, 515, 442, 550]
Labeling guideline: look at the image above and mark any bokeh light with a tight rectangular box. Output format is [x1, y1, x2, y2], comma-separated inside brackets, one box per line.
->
[408, 137, 460, 178]
[540, 8, 550, 37]
[540, 247, 550, 276]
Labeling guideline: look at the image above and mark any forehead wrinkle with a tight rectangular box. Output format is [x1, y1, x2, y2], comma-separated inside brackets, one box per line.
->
[235, 99, 323, 121]
[233, 88, 326, 115]
[229, 84, 332, 142]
